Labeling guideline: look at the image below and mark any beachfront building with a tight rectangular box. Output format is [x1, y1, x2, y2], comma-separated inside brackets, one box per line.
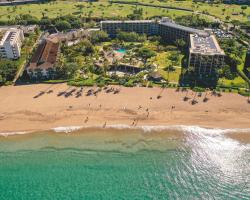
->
[188, 34, 225, 76]
[0, 28, 24, 59]
[100, 20, 159, 37]
[27, 37, 60, 79]
[158, 17, 207, 44]
[101, 17, 207, 43]
[101, 17, 225, 77]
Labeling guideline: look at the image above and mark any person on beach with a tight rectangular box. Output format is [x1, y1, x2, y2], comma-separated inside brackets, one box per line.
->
[134, 119, 138, 127]
[103, 122, 107, 128]
[170, 105, 175, 115]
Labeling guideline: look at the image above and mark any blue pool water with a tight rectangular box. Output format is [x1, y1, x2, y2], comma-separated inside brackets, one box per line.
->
[115, 48, 126, 53]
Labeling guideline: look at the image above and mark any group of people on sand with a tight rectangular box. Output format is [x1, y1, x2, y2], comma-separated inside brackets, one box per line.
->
[81, 90, 178, 128]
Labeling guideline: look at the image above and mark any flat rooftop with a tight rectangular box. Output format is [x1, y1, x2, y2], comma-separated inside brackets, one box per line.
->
[101, 18, 206, 35]
[159, 20, 206, 35]
[5, 31, 16, 42]
[190, 34, 225, 55]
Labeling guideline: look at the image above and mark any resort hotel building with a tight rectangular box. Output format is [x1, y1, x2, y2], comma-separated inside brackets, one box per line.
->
[100, 20, 159, 37]
[158, 17, 206, 43]
[0, 28, 24, 59]
[101, 17, 225, 76]
[189, 34, 225, 76]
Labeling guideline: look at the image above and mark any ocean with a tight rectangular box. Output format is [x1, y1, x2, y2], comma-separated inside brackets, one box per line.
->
[0, 126, 249, 200]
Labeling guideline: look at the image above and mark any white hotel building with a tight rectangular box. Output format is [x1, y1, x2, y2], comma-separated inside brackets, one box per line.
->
[0, 28, 24, 59]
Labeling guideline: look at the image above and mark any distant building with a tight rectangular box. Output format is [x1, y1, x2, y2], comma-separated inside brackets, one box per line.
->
[0, 25, 37, 35]
[48, 29, 88, 45]
[223, 0, 250, 5]
[0, 28, 24, 59]
[27, 38, 60, 79]
[100, 20, 159, 37]
[188, 34, 225, 76]
[194, 0, 249, 4]
[0, 0, 41, 6]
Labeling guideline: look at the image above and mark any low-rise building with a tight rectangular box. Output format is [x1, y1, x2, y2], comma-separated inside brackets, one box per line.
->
[188, 34, 225, 76]
[27, 38, 60, 79]
[0, 28, 24, 59]
[48, 29, 88, 43]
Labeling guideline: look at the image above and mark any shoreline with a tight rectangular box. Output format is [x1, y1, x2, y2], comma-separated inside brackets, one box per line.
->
[0, 83, 250, 133]
[1, 124, 250, 145]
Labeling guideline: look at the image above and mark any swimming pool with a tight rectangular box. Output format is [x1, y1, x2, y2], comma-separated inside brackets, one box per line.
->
[115, 48, 126, 54]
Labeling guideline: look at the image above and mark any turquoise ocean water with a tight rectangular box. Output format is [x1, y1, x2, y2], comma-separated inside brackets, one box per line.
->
[0, 126, 249, 200]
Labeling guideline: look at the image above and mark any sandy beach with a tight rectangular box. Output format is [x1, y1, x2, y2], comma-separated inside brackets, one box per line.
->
[0, 83, 249, 133]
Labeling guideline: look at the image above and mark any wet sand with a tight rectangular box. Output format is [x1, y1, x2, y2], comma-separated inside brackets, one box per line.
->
[0, 83, 249, 136]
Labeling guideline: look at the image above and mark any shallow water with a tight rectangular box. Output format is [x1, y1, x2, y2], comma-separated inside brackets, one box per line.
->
[0, 126, 249, 200]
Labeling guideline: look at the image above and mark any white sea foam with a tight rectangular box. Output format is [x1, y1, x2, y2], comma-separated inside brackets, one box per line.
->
[1, 125, 250, 136]
[50, 124, 250, 134]
[52, 126, 83, 133]
[103, 124, 250, 135]
[0, 131, 28, 137]
[180, 125, 250, 135]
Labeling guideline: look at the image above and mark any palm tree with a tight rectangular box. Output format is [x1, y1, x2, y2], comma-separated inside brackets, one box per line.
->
[113, 59, 119, 73]
[103, 58, 109, 76]
[191, 92, 198, 105]
[203, 88, 209, 102]
[183, 89, 189, 101]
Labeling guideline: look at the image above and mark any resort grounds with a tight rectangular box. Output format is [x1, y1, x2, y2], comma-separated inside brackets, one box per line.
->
[0, 83, 249, 133]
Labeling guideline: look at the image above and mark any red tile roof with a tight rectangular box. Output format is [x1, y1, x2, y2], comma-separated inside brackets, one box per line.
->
[28, 38, 59, 70]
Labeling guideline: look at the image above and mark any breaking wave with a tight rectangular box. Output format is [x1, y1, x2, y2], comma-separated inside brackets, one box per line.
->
[1, 125, 250, 136]
[0, 131, 29, 137]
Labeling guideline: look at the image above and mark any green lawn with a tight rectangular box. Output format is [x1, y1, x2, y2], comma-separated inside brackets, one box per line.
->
[218, 76, 247, 88]
[158, 67, 181, 83]
[149, 51, 183, 83]
[116, 0, 250, 22]
[0, 1, 191, 21]
[1, 0, 249, 22]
